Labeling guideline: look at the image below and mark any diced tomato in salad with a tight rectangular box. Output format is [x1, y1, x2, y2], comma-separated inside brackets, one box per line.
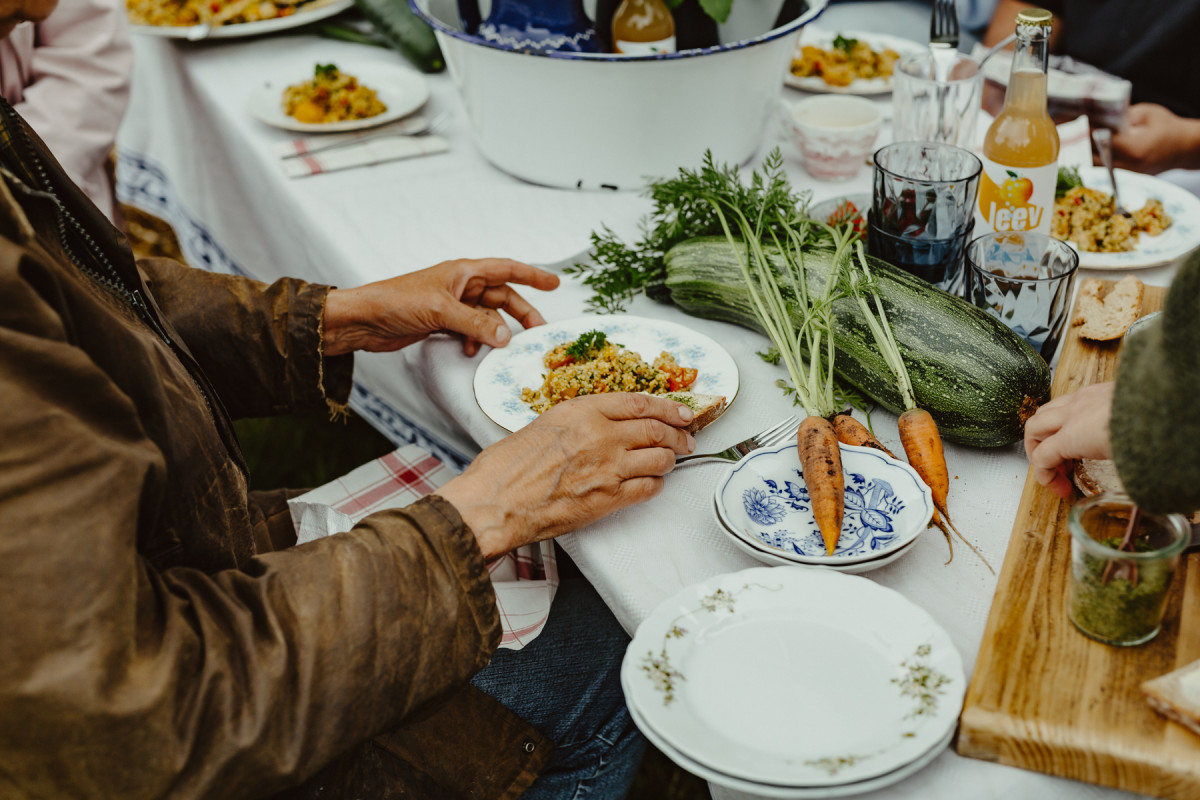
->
[827, 200, 865, 236]
[662, 364, 698, 392]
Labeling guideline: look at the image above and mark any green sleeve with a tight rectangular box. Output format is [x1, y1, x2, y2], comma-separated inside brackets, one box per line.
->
[1110, 250, 1200, 514]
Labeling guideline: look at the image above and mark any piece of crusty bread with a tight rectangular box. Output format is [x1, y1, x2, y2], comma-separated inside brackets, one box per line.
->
[658, 392, 727, 434]
[1142, 659, 1200, 738]
[1073, 458, 1200, 523]
[1072, 275, 1145, 341]
[1073, 457, 1125, 497]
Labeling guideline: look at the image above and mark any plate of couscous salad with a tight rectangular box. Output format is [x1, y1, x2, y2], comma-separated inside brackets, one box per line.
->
[249, 61, 430, 133]
[473, 316, 740, 433]
[1053, 167, 1200, 270]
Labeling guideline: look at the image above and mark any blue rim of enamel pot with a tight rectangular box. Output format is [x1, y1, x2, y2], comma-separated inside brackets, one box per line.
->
[409, 0, 828, 61]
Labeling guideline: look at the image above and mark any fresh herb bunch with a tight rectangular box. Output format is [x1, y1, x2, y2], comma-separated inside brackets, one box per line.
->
[566, 149, 823, 313]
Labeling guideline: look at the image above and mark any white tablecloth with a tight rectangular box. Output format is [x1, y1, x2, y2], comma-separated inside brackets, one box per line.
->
[115, 6, 1181, 798]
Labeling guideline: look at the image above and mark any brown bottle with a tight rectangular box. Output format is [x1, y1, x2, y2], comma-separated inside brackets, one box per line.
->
[612, 0, 676, 54]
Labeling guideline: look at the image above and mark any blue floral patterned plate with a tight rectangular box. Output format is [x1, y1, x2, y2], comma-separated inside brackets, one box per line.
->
[714, 443, 934, 566]
[473, 315, 739, 432]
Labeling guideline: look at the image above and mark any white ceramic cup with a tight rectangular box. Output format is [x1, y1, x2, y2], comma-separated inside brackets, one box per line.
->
[787, 95, 883, 181]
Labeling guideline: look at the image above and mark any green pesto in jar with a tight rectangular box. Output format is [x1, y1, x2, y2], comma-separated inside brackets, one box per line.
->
[1069, 536, 1174, 644]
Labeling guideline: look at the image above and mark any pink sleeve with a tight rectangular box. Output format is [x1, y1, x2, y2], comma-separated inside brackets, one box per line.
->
[11, 0, 133, 222]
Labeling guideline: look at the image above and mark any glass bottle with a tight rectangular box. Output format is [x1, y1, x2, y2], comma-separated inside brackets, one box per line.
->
[612, 0, 676, 55]
[975, 8, 1059, 235]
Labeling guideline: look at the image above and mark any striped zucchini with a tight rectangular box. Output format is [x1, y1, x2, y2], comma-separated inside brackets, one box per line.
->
[663, 236, 1051, 447]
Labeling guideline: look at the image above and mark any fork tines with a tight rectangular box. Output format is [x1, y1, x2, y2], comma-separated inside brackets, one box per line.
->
[930, 0, 960, 47]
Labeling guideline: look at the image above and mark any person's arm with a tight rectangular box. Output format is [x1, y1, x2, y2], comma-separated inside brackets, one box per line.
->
[1109, 252, 1200, 514]
[1110, 103, 1200, 174]
[137, 256, 355, 419]
[1024, 252, 1200, 515]
[139, 256, 561, 420]
[13, 0, 132, 221]
[0, 276, 501, 797]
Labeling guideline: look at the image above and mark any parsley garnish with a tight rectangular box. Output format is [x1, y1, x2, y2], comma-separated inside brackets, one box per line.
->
[566, 330, 609, 360]
[1056, 165, 1082, 198]
[832, 34, 859, 53]
[314, 63, 339, 79]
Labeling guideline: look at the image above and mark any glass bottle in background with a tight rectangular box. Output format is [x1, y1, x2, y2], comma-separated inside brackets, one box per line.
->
[975, 8, 1059, 235]
[612, 0, 676, 54]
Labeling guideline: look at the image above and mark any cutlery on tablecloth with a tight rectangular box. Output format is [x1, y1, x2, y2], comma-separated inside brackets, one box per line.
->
[675, 415, 800, 468]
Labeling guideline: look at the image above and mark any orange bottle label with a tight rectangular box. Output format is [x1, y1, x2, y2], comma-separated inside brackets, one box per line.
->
[975, 158, 1057, 235]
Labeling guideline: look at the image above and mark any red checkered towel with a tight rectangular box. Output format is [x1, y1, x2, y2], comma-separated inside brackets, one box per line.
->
[288, 444, 557, 650]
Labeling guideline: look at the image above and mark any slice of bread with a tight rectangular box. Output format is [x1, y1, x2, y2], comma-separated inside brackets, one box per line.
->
[1142, 659, 1200, 738]
[1072, 275, 1145, 341]
[658, 392, 727, 434]
[1073, 458, 1125, 497]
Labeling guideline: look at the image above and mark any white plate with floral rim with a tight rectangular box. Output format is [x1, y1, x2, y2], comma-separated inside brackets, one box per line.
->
[472, 315, 739, 433]
[621, 566, 964, 787]
[714, 499, 921, 574]
[129, 0, 353, 39]
[248, 62, 431, 133]
[714, 443, 934, 566]
[785, 28, 926, 94]
[1062, 167, 1200, 270]
[623, 679, 954, 798]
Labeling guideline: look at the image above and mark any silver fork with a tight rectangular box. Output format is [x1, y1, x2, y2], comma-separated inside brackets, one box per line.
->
[675, 415, 800, 468]
[929, 0, 959, 141]
[1091, 127, 1133, 219]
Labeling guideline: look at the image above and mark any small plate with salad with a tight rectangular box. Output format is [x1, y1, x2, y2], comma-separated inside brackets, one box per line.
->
[786, 28, 925, 95]
[473, 316, 739, 433]
[808, 193, 869, 237]
[1053, 166, 1200, 270]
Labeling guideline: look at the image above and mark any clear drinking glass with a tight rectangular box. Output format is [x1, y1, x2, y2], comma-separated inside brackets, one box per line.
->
[892, 51, 985, 150]
[1067, 493, 1189, 647]
[870, 142, 982, 293]
[964, 231, 1078, 360]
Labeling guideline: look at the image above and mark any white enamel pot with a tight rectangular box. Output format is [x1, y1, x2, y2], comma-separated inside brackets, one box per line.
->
[411, 0, 827, 190]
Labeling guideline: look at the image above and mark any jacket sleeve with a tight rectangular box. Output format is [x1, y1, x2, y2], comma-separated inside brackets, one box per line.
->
[1110, 250, 1200, 515]
[0, 267, 501, 798]
[11, 0, 132, 222]
[137, 256, 355, 418]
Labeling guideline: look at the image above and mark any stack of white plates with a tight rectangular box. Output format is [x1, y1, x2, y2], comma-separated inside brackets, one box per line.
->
[713, 443, 935, 574]
[621, 567, 965, 798]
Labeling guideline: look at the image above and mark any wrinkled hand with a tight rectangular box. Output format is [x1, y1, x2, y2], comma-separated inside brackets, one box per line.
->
[1109, 104, 1200, 175]
[322, 258, 560, 357]
[1023, 382, 1116, 498]
[437, 393, 698, 560]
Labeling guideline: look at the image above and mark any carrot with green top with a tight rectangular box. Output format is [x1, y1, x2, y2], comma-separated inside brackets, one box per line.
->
[702, 153, 854, 555]
[798, 416, 845, 555]
[847, 243, 993, 573]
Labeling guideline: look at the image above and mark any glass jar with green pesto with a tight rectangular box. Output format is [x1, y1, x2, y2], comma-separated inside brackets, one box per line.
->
[1067, 493, 1189, 647]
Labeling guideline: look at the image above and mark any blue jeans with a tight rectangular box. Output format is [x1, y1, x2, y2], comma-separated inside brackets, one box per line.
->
[470, 577, 647, 800]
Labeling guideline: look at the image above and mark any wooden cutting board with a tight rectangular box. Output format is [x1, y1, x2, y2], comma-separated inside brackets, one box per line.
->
[957, 280, 1200, 798]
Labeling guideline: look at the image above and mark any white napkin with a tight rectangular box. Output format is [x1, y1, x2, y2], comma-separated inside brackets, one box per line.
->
[273, 115, 449, 178]
[287, 443, 558, 650]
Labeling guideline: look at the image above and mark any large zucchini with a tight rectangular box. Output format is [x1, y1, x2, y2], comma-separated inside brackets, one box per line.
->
[354, 0, 445, 73]
[663, 237, 1051, 447]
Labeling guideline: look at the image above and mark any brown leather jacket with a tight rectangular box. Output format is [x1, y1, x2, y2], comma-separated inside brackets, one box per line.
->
[0, 104, 548, 798]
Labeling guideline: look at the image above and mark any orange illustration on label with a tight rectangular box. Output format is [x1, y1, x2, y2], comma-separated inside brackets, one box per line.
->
[978, 167, 1046, 232]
